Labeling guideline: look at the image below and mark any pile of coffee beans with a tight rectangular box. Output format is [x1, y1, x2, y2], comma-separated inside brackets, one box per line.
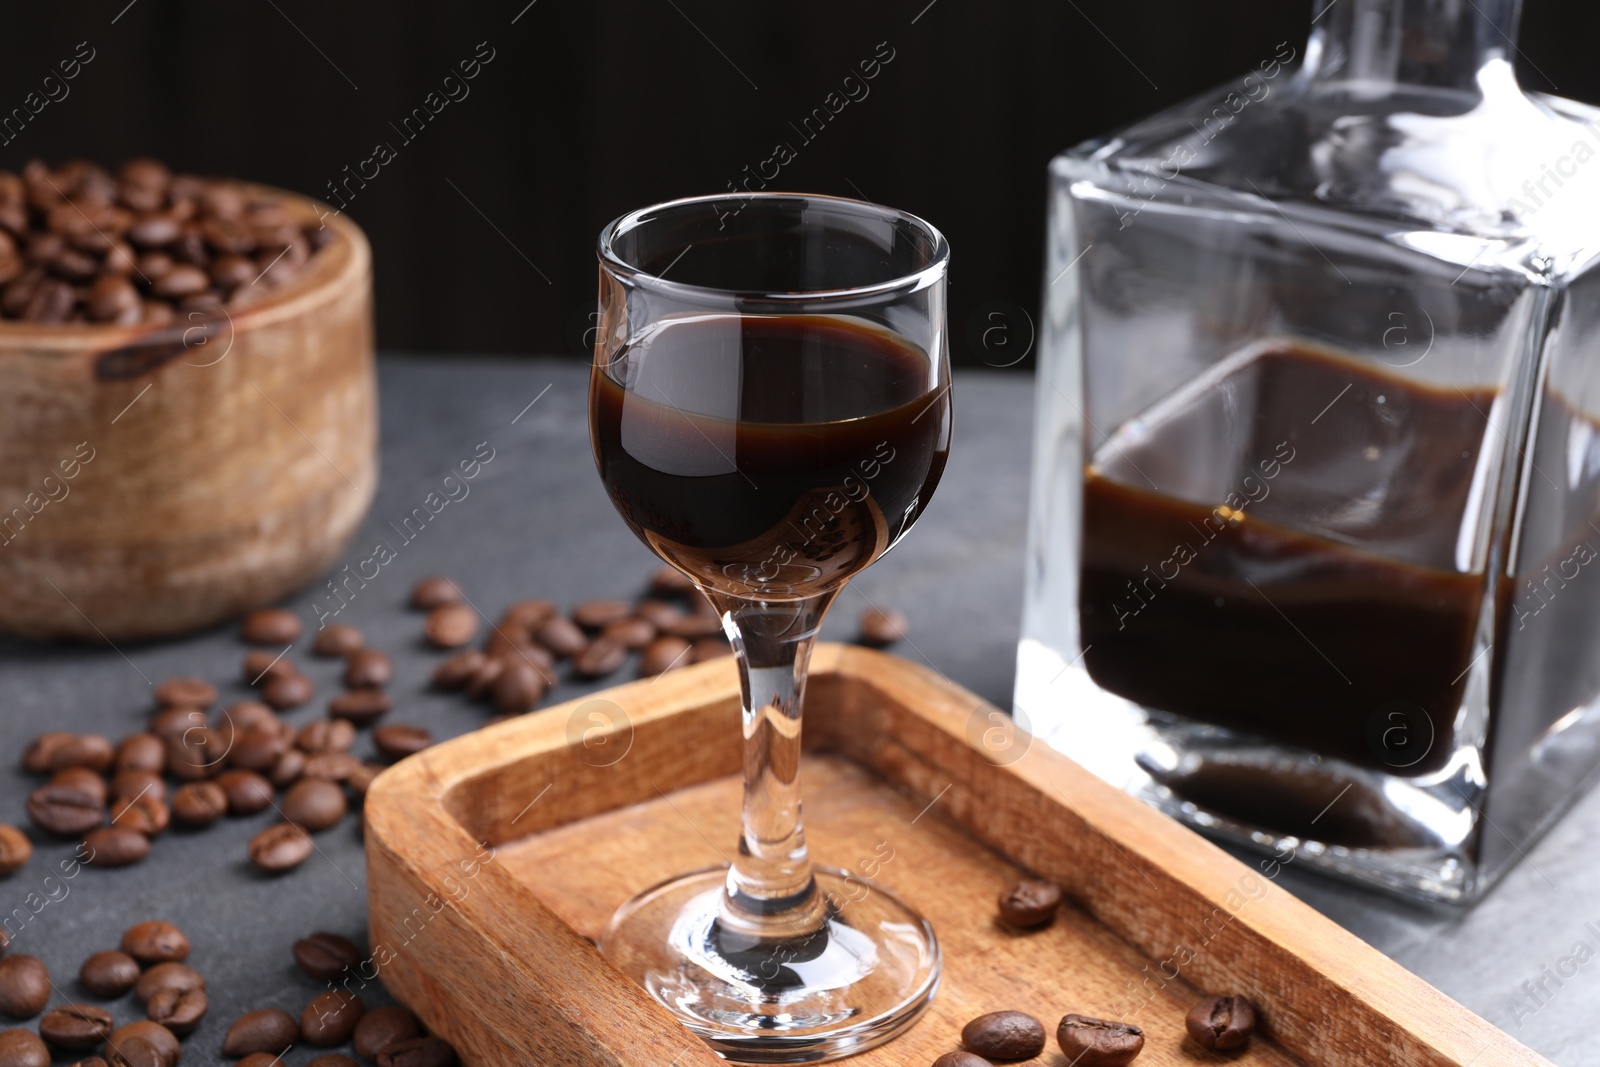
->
[0, 919, 207, 1066]
[921, 880, 1261, 1065]
[421, 566, 732, 717]
[214, 929, 456, 1066]
[423, 566, 909, 718]
[0, 159, 336, 324]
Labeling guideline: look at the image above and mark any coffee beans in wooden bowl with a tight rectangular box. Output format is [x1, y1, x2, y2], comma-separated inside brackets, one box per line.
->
[0, 160, 337, 324]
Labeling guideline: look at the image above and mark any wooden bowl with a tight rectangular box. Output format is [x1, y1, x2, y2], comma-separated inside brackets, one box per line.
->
[0, 190, 375, 641]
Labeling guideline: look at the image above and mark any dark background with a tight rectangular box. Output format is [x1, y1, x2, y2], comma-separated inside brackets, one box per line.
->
[1, 0, 1595, 366]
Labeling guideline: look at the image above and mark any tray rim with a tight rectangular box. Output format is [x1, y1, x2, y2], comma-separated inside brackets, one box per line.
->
[365, 644, 1549, 1067]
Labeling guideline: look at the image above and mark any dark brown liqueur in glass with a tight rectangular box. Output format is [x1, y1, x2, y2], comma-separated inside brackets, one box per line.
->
[591, 314, 951, 598]
[1079, 344, 1517, 778]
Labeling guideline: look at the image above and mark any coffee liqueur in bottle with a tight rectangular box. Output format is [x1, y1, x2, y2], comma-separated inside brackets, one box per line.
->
[1019, 0, 1600, 902]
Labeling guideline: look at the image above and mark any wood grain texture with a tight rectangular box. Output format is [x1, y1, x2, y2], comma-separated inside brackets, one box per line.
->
[365, 645, 1550, 1067]
[0, 187, 374, 640]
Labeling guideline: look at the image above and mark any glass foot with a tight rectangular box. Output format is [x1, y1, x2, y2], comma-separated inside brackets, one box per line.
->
[600, 866, 940, 1063]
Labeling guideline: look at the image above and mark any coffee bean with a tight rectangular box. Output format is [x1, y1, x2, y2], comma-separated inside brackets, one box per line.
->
[633, 599, 682, 630]
[79, 951, 140, 999]
[302, 752, 361, 782]
[574, 636, 628, 678]
[377, 1036, 458, 1067]
[132, 962, 204, 1006]
[486, 635, 556, 674]
[346, 763, 383, 801]
[23, 733, 113, 774]
[105, 1020, 180, 1067]
[228, 726, 290, 773]
[113, 733, 166, 775]
[1056, 1015, 1144, 1067]
[425, 604, 479, 649]
[242, 650, 295, 685]
[1185, 994, 1255, 1051]
[997, 879, 1063, 929]
[345, 649, 393, 688]
[27, 776, 106, 837]
[53, 767, 109, 807]
[463, 656, 504, 700]
[270, 748, 307, 788]
[691, 637, 732, 663]
[430, 650, 486, 691]
[225, 700, 286, 735]
[660, 611, 722, 639]
[249, 823, 313, 873]
[216, 769, 275, 815]
[858, 607, 909, 647]
[297, 719, 356, 754]
[282, 778, 347, 832]
[353, 1005, 421, 1061]
[153, 676, 216, 707]
[110, 770, 166, 804]
[0, 957, 50, 1018]
[961, 1011, 1045, 1061]
[170, 781, 228, 828]
[165, 728, 225, 781]
[110, 794, 170, 837]
[308, 1058, 360, 1067]
[312, 623, 364, 657]
[65, 1057, 112, 1067]
[40, 1004, 115, 1051]
[145, 986, 207, 1034]
[571, 599, 632, 629]
[373, 725, 432, 761]
[532, 616, 587, 658]
[639, 636, 692, 676]
[0, 827, 30, 877]
[262, 672, 314, 710]
[0, 1029, 48, 1067]
[491, 662, 546, 714]
[147, 707, 205, 741]
[329, 689, 393, 726]
[121, 921, 189, 964]
[601, 616, 656, 650]
[237, 1056, 286, 1067]
[931, 1054, 992, 1067]
[222, 1008, 300, 1057]
[293, 932, 361, 982]
[648, 565, 697, 597]
[21, 733, 73, 774]
[410, 577, 461, 609]
[241, 607, 302, 644]
[302, 990, 364, 1046]
[500, 598, 556, 630]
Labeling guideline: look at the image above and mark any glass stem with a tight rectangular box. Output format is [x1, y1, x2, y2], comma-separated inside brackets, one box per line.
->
[707, 588, 838, 942]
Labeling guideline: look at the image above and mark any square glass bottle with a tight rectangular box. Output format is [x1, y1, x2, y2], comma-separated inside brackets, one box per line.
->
[1018, 0, 1600, 903]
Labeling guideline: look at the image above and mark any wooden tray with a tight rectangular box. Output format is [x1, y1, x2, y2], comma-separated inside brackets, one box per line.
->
[365, 646, 1547, 1066]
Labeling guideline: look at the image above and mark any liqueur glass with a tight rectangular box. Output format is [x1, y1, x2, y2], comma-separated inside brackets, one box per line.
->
[589, 193, 951, 1060]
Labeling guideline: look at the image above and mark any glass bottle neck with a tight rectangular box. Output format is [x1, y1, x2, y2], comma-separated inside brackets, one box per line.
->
[1306, 0, 1523, 93]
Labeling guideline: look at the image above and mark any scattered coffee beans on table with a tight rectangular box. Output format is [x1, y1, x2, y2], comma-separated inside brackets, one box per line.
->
[1056, 1014, 1144, 1067]
[240, 608, 302, 645]
[0, 957, 50, 1020]
[960, 1011, 1046, 1061]
[79, 952, 140, 999]
[997, 878, 1064, 929]
[293, 933, 362, 983]
[0, 1029, 48, 1067]
[1185, 993, 1256, 1051]
[931, 1053, 992, 1067]
[221, 1008, 300, 1057]
[0, 827, 31, 877]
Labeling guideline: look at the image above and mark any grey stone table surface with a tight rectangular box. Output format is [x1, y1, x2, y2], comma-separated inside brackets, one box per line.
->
[0, 354, 1593, 1066]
